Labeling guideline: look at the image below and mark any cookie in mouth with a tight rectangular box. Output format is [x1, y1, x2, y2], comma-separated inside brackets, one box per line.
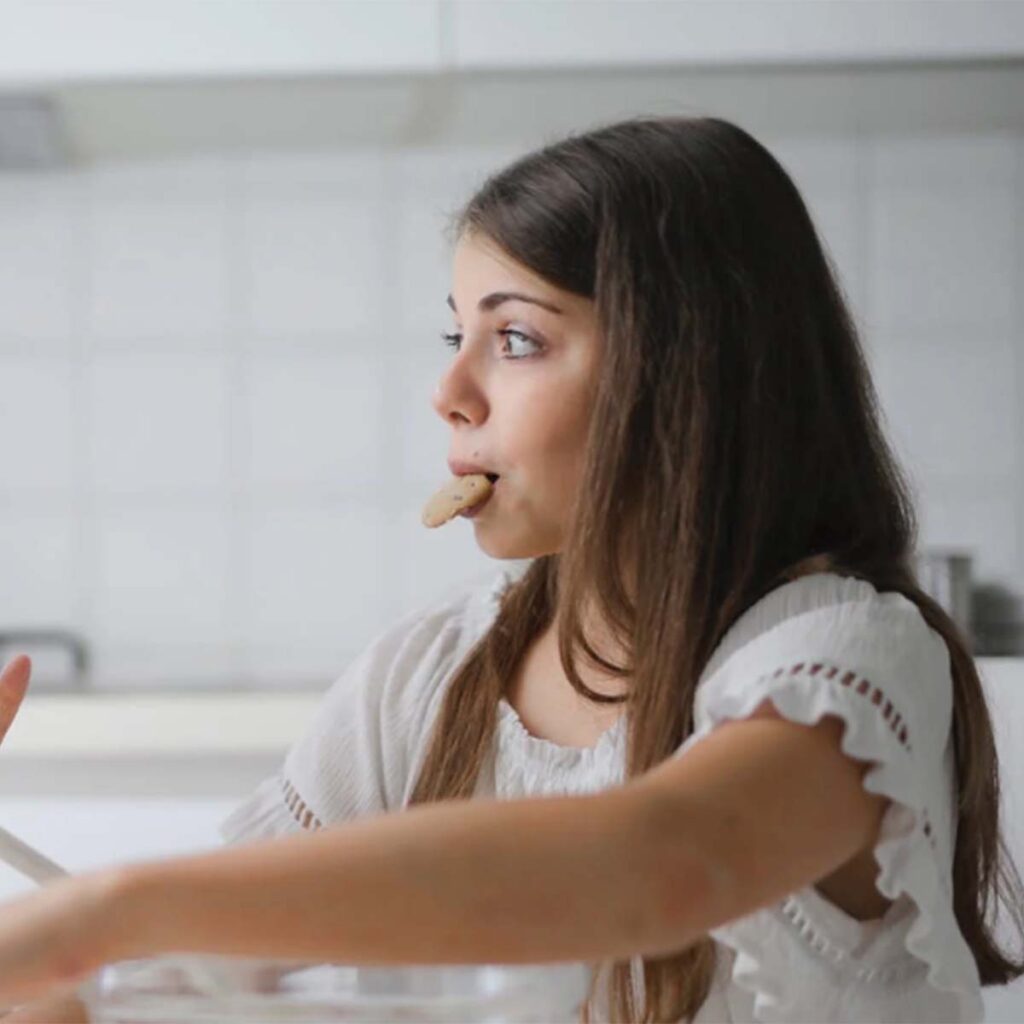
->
[422, 474, 497, 528]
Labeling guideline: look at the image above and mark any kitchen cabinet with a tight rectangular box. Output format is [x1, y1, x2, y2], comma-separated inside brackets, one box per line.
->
[0, 0, 442, 87]
[449, 0, 1024, 70]
[3, 2, 1020, 162]
[5, 1, 1021, 89]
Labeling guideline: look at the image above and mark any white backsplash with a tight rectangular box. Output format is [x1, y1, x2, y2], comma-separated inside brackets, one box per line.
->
[0, 129, 1021, 685]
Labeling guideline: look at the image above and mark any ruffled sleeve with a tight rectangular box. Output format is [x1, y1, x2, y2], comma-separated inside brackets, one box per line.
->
[218, 565, 520, 846]
[218, 773, 307, 845]
[674, 572, 984, 1024]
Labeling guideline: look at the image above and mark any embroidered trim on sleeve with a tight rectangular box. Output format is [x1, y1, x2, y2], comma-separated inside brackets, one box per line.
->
[773, 661, 912, 751]
[280, 777, 323, 831]
[778, 894, 920, 983]
[767, 661, 939, 862]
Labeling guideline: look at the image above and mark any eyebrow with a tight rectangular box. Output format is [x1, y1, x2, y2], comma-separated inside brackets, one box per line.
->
[446, 291, 564, 315]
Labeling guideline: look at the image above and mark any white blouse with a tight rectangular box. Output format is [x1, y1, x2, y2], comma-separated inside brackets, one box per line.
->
[219, 563, 985, 1023]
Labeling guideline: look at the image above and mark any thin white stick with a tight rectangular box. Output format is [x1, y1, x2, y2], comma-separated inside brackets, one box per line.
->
[0, 824, 68, 884]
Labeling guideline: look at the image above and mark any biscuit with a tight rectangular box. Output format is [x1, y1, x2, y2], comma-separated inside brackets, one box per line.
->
[421, 474, 494, 528]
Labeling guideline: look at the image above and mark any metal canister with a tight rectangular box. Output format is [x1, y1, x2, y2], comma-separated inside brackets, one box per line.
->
[913, 548, 973, 640]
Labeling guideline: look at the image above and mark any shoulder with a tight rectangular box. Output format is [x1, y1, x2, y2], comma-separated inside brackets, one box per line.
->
[703, 572, 948, 681]
[696, 572, 954, 754]
[278, 560, 529, 813]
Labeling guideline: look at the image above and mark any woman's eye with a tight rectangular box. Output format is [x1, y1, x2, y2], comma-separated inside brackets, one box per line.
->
[439, 329, 542, 360]
[498, 329, 543, 360]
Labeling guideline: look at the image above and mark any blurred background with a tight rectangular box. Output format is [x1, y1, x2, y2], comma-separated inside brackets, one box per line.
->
[0, 2, 1023, 1016]
[0, 0, 1022, 687]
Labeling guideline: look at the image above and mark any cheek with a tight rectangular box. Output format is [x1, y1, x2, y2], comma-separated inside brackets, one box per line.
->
[499, 368, 595, 486]
[527, 398, 591, 485]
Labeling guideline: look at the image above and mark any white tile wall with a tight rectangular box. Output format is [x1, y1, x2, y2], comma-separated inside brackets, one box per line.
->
[243, 500, 389, 676]
[0, 129, 1021, 685]
[873, 334, 1017, 485]
[0, 355, 76, 491]
[88, 354, 231, 495]
[239, 151, 388, 340]
[866, 135, 1018, 338]
[87, 165, 229, 346]
[244, 350, 386, 493]
[0, 173, 77, 348]
[0, 510, 77, 626]
[92, 503, 232, 649]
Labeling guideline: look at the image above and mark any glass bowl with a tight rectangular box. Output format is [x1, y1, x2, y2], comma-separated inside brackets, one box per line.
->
[79, 953, 591, 1023]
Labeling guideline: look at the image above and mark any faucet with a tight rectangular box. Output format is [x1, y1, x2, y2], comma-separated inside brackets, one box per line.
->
[0, 630, 90, 690]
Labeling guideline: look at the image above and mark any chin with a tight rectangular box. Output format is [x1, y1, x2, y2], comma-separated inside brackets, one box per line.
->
[472, 524, 561, 561]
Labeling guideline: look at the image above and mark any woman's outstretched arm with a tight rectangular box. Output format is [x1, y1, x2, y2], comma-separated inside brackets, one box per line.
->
[120, 785, 725, 966]
[115, 706, 883, 966]
[0, 709, 884, 1008]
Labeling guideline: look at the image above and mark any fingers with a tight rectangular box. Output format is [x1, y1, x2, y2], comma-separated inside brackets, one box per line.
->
[0, 657, 31, 747]
[0, 985, 88, 1022]
[0, 879, 99, 1011]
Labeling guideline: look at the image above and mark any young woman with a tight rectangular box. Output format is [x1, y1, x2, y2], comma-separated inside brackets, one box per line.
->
[0, 116, 1021, 1023]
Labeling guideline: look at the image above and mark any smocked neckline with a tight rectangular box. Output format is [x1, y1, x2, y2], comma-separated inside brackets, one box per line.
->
[480, 566, 627, 767]
[496, 697, 626, 766]
[485, 570, 876, 768]
[486, 569, 870, 768]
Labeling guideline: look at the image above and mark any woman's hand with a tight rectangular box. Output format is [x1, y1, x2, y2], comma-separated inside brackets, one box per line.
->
[0, 657, 31, 748]
[0, 985, 89, 1023]
[0, 869, 129, 1009]
[0, 655, 91, 1018]
[0, 657, 143, 1015]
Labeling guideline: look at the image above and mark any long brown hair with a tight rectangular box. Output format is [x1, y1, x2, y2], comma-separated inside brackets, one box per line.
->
[408, 116, 1024, 1021]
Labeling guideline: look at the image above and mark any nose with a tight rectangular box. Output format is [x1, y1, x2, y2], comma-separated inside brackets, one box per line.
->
[431, 356, 488, 427]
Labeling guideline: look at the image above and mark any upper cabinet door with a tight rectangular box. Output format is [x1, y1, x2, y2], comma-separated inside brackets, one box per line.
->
[0, 0, 443, 87]
[447, 0, 1024, 71]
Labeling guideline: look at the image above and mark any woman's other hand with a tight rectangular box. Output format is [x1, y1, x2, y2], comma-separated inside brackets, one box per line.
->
[0, 657, 31, 748]
[0, 656, 88, 1019]
[0, 985, 89, 1022]
[0, 869, 129, 1009]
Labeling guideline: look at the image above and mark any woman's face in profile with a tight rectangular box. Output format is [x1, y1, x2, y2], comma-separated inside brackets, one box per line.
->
[432, 232, 601, 560]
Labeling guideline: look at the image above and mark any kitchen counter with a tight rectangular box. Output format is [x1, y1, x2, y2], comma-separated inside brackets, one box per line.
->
[5, 691, 320, 757]
[0, 690, 323, 797]
[8, 657, 1022, 757]
[0, 658, 1020, 798]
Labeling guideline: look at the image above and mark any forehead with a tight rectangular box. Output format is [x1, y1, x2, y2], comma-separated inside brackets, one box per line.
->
[452, 233, 547, 288]
[450, 232, 595, 322]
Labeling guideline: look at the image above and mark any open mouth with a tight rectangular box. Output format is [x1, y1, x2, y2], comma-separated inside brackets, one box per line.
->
[459, 475, 498, 518]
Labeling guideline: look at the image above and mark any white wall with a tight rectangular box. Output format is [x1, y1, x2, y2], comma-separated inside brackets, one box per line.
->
[0, 127, 1021, 686]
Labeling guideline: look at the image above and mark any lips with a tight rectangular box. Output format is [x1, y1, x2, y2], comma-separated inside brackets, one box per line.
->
[447, 459, 500, 483]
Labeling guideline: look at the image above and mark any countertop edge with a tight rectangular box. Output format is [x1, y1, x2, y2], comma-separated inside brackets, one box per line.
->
[6, 658, 1021, 758]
